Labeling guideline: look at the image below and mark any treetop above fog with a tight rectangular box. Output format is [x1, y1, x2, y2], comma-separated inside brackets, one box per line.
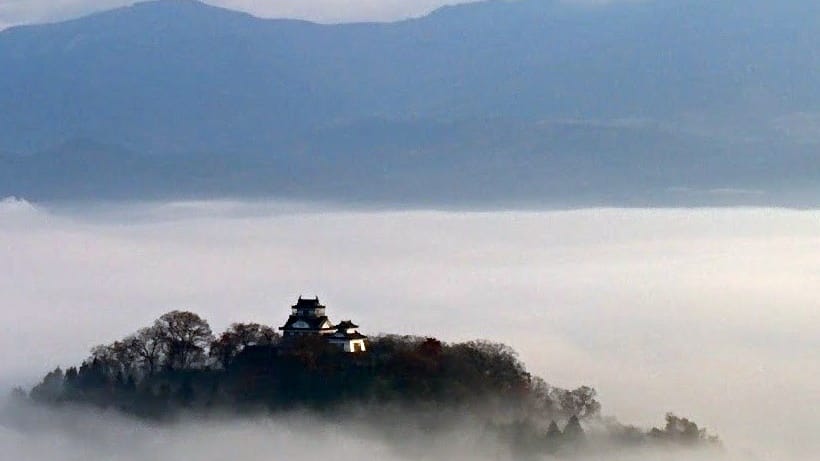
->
[25, 309, 720, 454]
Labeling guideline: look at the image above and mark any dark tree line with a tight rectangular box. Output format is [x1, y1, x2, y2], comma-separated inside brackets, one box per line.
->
[24, 310, 718, 454]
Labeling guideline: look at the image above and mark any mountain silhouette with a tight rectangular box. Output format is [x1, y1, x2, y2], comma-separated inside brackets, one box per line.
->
[1, 0, 817, 205]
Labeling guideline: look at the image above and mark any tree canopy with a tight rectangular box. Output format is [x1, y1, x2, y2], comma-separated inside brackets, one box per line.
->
[24, 310, 719, 456]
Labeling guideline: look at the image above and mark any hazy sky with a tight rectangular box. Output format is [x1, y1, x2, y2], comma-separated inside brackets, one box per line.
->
[0, 0, 633, 29]
[0, 0, 480, 29]
[0, 197, 818, 461]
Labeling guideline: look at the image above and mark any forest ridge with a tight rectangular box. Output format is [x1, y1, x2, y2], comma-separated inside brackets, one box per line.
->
[20, 309, 720, 457]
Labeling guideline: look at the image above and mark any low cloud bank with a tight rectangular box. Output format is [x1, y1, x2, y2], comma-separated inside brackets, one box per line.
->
[0, 398, 732, 461]
[0, 199, 818, 460]
[0, 399, 400, 461]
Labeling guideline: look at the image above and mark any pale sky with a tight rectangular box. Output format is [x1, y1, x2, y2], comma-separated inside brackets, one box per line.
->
[0, 0, 481, 29]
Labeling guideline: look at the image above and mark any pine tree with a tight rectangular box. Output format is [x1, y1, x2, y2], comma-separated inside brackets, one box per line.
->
[563, 415, 585, 442]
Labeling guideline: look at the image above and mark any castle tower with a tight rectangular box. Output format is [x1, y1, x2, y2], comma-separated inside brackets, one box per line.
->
[327, 320, 368, 353]
[278, 296, 335, 337]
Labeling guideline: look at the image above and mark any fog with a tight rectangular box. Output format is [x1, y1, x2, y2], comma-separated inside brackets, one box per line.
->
[0, 198, 818, 460]
[0, 399, 731, 461]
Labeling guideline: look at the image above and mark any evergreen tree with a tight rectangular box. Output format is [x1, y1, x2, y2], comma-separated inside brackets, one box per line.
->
[563, 415, 585, 442]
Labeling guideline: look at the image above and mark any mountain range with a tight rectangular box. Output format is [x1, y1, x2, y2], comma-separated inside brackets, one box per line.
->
[1, 0, 818, 206]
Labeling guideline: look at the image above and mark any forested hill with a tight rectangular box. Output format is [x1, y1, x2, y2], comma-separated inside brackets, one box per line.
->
[1, 0, 817, 205]
[19, 310, 720, 457]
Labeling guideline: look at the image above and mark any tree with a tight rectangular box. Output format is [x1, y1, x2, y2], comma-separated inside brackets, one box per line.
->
[110, 340, 139, 378]
[10, 387, 27, 401]
[77, 358, 110, 390]
[89, 343, 124, 379]
[154, 311, 213, 370]
[30, 367, 64, 402]
[558, 386, 601, 419]
[210, 322, 280, 369]
[652, 413, 709, 445]
[125, 326, 166, 377]
[448, 340, 528, 395]
[544, 420, 563, 452]
[529, 376, 558, 416]
[64, 367, 78, 384]
[546, 420, 562, 439]
[563, 415, 585, 441]
[417, 337, 443, 358]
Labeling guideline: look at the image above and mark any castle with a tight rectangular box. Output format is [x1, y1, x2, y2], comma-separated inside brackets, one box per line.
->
[279, 296, 367, 352]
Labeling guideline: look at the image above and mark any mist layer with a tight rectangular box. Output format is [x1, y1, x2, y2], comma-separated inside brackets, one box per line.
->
[0, 198, 817, 460]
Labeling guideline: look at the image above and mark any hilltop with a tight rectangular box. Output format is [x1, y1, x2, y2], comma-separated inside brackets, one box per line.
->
[19, 304, 720, 457]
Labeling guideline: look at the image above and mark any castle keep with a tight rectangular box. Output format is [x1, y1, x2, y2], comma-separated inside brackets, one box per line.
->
[279, 297, 367, 352]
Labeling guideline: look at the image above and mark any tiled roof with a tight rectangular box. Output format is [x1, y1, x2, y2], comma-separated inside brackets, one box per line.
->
[292, 296, 324, 309]
[329, 331, 367, 340]
[335, 320, 359, 329]
[279, 315, 334, 331]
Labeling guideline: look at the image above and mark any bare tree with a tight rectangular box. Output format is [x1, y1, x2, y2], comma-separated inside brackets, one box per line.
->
[210, 322, 280, 369]
[124, 325, 166, 377]
[154, 311, 213, 370]
[232, 322, 279, 347]
[651, 413, 712, 444]
[555, 386, 601, 420]
[90, 343, 124, 379]
[529, 376, 558, 416]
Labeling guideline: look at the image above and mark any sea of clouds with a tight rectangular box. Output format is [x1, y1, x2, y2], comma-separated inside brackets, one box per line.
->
[0, 197, 817, 460]
[0, 398, 737, 461]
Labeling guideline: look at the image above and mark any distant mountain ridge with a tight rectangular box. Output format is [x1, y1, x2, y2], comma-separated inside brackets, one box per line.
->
[0, 0, 818, 206]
